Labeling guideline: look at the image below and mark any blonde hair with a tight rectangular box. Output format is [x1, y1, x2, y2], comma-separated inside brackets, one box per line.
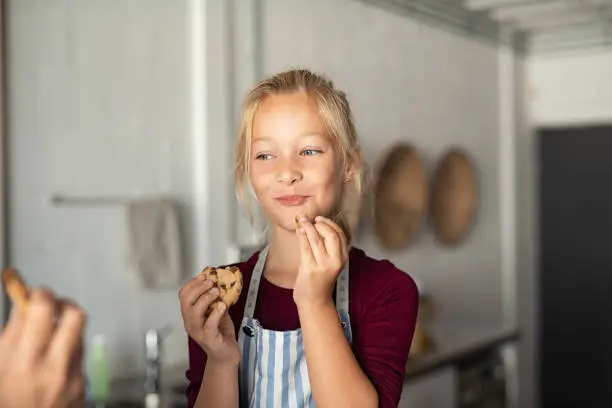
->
[233, 68, 363, 242]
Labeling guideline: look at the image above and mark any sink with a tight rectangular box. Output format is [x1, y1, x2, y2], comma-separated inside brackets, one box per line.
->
[88, 401, 145, 408]
[86, 401, 144, 408]
[87, 401, 186, 408]
[169, 384, 186, 396]
[89, 369, 188, 408]
[86, 395, 187, 408]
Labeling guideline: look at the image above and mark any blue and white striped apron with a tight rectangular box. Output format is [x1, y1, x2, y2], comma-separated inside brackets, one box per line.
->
[237, 245, 352, 408]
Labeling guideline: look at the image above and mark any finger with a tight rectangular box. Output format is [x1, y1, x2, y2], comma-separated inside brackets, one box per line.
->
[20, 288, 58, 361]
[64, 375, 86, 408]
[57, 299, 86, 378]
[314, 221, 342, 261]
[69, 336, 85, 378]
[47, 300, 87, 375]
[315, 216, 349, 260]
[299, 217, 326, 263]
[1, 305, 26, 345]
[204, 302, 226, 333]
[296, 222, 316, 266]
[180, 278, 214, 307]
[193, 287, 220, 320]
[179, 276, 212, 301]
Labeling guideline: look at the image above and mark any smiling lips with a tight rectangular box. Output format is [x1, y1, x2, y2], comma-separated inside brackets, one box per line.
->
[275, 195, 309, 206]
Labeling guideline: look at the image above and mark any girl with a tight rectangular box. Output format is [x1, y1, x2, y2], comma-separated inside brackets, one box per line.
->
[179, 69, 419, 408]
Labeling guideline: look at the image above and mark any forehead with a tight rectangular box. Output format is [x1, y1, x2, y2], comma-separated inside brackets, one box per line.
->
[252, 92, 328, 140]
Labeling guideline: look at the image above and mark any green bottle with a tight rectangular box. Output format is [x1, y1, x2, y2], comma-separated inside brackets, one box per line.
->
[89, 334, 110, 400]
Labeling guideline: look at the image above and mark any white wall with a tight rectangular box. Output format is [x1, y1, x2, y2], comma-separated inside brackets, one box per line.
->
[515, 56, 539, 408]
[239, 0, 505, 324]
[529, 50, 612, 125]
[6, 0, 209, 377]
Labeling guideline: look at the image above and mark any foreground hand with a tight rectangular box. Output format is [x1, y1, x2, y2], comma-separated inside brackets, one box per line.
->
[178, 276, 240, 366]
[0, 289, 87, 408]
[293, 216, 349, 308]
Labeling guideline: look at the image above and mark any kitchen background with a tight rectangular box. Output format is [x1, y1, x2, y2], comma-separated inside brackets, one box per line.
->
[1, 0, 611, 407]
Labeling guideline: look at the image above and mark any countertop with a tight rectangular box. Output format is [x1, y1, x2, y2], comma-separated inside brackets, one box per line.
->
[404, 322, 519, 380]
[99, 322, 519, 405]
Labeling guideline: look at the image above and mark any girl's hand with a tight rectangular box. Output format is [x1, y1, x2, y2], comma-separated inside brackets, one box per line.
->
[0, 289, 87, 408]
[178, 277, 241, 367]
[293, 216, 349, 309]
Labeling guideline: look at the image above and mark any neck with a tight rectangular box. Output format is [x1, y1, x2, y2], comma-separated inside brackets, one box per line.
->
[266, 226, 301, 276]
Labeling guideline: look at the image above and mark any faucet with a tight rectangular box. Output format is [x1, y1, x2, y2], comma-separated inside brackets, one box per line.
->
[144, 325, 172, 396]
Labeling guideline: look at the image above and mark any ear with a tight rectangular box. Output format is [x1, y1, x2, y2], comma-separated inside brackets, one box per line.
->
[344, 148, 363, 182]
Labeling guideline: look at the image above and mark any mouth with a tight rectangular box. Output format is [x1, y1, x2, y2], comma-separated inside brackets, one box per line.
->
[274, 195, 309, 206]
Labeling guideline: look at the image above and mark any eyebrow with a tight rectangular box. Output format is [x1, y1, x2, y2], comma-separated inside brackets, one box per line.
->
[252, 133, 326, 142]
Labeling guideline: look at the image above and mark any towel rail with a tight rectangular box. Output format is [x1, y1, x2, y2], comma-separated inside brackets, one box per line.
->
[49, 194, 172, 206]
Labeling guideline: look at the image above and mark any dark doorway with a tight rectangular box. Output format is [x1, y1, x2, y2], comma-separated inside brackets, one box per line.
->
[539, 124, 612, 408]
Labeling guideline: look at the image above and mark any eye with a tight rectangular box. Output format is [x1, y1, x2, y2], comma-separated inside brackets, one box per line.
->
[255, 153, 274, 161]
[301, 148, 323, 156]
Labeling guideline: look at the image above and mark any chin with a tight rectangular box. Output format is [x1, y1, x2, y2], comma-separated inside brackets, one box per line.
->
[267, 216, 299, 233]
[263, 200, 336, 228]
[267, 209, 309, 231]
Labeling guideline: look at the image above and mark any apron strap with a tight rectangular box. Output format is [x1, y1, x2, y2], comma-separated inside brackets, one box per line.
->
[243, 245, 269, 318]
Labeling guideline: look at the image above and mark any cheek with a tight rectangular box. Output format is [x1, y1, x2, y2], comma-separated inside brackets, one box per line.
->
[309, 163, 343, 197]
[249, 171, 263, 195]
[249, 166, 273, 197]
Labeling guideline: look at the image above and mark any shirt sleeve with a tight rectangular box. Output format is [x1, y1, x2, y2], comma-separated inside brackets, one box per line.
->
[185, 336, 207, 408]
[355, 263, 420, 408]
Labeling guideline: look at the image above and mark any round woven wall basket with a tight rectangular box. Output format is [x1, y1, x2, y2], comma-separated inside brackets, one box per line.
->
[372, 143, 428, 249]
[429, 148, 478, 246]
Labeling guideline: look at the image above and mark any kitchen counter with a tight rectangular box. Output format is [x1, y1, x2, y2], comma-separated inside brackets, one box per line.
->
[86, 393, 186, 408]
[404, 323, 519, 381]
[101, 323, 519, 405]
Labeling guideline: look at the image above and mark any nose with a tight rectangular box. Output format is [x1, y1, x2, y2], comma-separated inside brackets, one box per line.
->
[276, 158, 303, 185]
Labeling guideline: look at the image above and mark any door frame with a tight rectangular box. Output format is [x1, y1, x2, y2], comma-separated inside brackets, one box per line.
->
[0, 0, 9, 324]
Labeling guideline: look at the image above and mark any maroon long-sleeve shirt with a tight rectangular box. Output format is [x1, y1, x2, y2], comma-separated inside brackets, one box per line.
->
[185, 247, 419, 408]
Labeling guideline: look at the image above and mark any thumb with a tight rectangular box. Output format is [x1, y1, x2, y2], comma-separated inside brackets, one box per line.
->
[204, 302, 226, 333]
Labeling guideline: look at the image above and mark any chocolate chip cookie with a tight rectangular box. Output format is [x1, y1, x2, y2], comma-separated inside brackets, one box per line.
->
[199, 265, 243, 316]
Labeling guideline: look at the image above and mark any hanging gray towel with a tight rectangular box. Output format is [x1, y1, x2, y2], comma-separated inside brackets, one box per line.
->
[125, 197, 184, 289]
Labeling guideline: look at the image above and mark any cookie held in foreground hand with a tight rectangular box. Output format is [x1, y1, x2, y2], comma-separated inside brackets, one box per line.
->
[199, 266, 243, 316]
[1, 268, 30, 311]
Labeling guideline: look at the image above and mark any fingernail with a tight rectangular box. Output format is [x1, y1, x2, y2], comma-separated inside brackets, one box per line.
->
[220, 303, 227, 312]
[210, 287, 219, 296]
[315, 216, 324, 221]
[299, 217, 308, 223]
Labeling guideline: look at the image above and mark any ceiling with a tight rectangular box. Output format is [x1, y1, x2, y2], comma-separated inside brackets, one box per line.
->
[359, 0, 612, 54]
